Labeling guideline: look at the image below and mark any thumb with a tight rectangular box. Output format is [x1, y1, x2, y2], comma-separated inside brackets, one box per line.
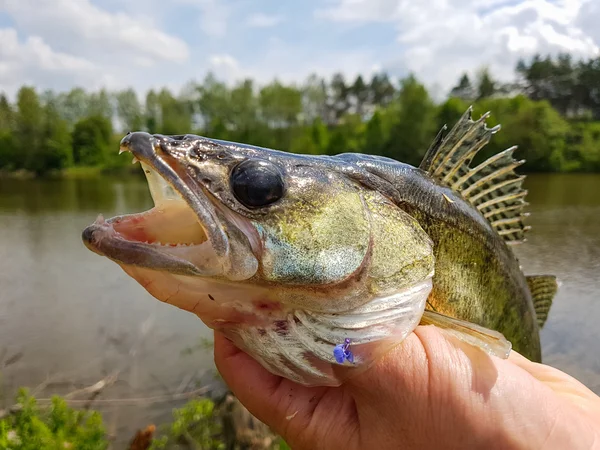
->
[213, 332, 331, 439]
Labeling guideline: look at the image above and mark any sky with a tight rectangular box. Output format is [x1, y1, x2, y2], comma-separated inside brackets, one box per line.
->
[0, 0, 599, 100]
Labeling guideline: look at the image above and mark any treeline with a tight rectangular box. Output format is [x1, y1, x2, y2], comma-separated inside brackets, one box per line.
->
[1, 53, 599, 176]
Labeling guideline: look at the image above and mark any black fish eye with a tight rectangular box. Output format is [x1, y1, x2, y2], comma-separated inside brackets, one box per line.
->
[230, 159, 285, 209]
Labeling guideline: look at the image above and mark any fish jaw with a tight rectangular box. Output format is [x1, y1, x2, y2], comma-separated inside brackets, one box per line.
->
[82, 132, 259, 281]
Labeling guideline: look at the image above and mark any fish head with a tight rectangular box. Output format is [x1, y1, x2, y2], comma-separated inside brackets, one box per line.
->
[82, 132, 434, 386]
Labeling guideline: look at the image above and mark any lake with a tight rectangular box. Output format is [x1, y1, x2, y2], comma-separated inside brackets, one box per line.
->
[1, 173, 599, 444]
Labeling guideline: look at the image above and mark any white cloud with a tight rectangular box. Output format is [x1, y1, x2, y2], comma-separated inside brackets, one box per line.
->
[317, 0, 600, 95]
[576, 0, 600, 44]
[208, 54, 242, 83]
[314, 0, 400, 22]
[0, 28, 99, 96]
[3, 0, 189, 64]
[0, 0, 191, 97]
[246, 13, 284, 28]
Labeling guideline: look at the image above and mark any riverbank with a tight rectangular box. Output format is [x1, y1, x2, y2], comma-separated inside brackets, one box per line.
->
[0, 165, 143, 180]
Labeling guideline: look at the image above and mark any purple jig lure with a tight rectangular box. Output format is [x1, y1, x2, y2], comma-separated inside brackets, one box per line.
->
[333, 338, 354, 364]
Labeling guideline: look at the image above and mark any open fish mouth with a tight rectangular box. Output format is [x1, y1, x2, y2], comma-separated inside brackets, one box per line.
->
[82, 132, 258, 280]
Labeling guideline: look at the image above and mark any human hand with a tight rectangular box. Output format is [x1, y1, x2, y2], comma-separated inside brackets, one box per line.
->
[214, 326, 600, 449]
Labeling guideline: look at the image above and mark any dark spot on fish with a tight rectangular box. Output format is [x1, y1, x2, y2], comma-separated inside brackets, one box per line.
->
[274, 320, 288, 334]
[257, 328, 266, 336]
[145, 170, 151, 174]
[254, 300, 281, 312]
[208, 294, 215, 301]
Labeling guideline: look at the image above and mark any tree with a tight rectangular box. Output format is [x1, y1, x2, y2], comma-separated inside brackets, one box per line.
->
[116, 89, 143, 132]
[364, 110, 385, 155]
[0, 94, 16, 169]
[310, 117, 329, 154]
[301, 75, 329, 124]
[72, 115, 113, 166]
[476, 68, 497, 100]
[350, 75, 369, 117]
[576, 57, 600, 119]
[327, 113, 363, 155]
[58, 88, 90, 125]
[197, 73, 232, 134]
[329, 73, 350, 122]
[259, 80, 302, 128]
[15, 86, 44, 171]
[145, 90, 161, 134]
[436, 97, 469, 131]
[369, 73, 396, 107]
[36, 99, 72, 174]
[158, 88, 192, 135]
[87, 89, 113, 119]
[383, 75, 437, 165]
[450, 73, 475, 101]
[229, 79, 258, 142]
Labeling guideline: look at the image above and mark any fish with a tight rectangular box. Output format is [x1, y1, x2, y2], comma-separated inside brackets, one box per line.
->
[82, 107, 558, 387]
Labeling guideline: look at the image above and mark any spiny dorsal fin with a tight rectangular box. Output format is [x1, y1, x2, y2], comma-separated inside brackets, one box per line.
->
[420, 107, 530, 245]
[526, 275, 558, 328]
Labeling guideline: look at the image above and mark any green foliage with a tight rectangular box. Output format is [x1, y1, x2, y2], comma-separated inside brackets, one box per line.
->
[1, 53, 600, 176]
[72, 115, 113, 166]
[383, 74, 437, 165]
[0, 389, 292, 450]
[476, 67, 497, 100]
[15, 86, 44, 172]
[0, 389, 107, 450]
[472, 96, 571, 171]
[117, 88, 144, 132]
[158, 88, 192, 135]
[149, 398, 224, 450]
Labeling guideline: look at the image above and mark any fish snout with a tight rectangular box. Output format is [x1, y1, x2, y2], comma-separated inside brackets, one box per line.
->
[119, 131, 157, 160]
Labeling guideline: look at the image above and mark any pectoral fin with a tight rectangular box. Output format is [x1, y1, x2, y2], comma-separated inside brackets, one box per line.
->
[420, 310, 512, 359]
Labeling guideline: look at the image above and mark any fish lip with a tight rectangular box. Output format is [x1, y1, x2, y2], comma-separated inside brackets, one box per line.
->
[81, 218, 203, 276]
[118, 131, 229, 259]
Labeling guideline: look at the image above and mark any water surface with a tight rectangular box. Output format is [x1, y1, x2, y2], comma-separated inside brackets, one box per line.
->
[0, 173, 599, 443]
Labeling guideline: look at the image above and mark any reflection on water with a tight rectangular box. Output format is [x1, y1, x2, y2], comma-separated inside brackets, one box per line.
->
[0, 173, 599, 443]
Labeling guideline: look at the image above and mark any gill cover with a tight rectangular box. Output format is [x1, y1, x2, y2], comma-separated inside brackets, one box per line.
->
[256, 170, 370, 286]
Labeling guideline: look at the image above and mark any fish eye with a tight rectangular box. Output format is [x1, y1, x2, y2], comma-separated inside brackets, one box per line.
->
[230, 159, 285, 209]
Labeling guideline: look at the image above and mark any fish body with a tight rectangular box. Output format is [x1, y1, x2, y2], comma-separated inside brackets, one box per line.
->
[82, 108, 557, 386]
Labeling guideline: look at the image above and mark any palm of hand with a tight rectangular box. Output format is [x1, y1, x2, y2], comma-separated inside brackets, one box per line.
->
[215, 326, 600, 450]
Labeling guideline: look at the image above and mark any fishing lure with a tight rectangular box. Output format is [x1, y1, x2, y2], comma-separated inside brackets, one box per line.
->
[333, 338, 354, 364]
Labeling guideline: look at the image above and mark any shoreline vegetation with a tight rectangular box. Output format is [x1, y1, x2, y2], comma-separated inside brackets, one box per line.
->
[1, 53, 599, 179]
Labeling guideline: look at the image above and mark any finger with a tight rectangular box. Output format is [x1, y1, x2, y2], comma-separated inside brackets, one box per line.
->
[213, 332, 330, 437]
[508, 350, 600, 413]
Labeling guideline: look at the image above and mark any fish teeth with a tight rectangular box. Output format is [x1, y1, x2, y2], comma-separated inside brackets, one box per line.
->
[131, 156, 140, 164]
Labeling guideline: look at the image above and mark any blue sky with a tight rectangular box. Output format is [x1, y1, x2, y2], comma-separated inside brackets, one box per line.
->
[0, 0, 598, 99]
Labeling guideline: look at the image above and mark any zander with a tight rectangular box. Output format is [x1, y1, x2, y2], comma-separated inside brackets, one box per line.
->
[82, 108, 558, 386]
